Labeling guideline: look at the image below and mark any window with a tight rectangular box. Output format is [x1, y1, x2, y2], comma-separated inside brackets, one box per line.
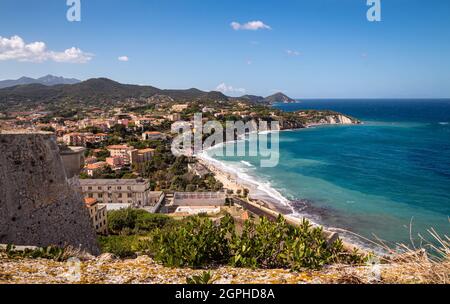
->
[127, 193, 132, 198]
[117, 186, 122, 190]
[98, 186, 102, 190]
[88, 186, 92, 190]
[127, 186, 132, 191]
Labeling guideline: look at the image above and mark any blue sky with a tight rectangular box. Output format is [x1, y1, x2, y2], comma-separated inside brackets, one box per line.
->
[0, 0, 449, 98]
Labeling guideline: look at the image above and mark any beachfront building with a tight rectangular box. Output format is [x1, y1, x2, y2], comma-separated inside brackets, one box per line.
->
[79, 178, 164, 212]
[170, 192, 226, 216]
[173, 192, 226, 206]
[174, 206, 221, 216]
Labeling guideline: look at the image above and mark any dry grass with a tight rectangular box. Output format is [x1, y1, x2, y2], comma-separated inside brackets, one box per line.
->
[378, 226, 449, 284]
[330, 221, 449, 284]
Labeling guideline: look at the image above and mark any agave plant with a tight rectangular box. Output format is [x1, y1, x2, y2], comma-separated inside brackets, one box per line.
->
[186, 271, 216, 284]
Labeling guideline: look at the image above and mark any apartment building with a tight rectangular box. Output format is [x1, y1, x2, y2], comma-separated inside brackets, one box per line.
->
[63, 132, 109, 146]
[79, 178, 164, 210]
[107, 145, 136, 166]
[84, 198, 108, 235]
[136, 148, 155, 163]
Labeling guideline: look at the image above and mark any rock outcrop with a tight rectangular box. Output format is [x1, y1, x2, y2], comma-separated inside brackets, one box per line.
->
[0, 131, 100, 254]
[321, 114, 355, 125]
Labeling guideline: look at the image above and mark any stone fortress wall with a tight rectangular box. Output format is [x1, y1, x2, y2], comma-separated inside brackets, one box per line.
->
[0, 131, 99, 254]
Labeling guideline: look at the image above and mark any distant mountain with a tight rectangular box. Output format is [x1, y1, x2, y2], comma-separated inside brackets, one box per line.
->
[238, 95, 266, 103]
[0, 77, 297, 109]
[263, 92, 297, 104]
[0, 77, 230, 106]
[0, 75, 80, 89]
[37, 75, 81, 86]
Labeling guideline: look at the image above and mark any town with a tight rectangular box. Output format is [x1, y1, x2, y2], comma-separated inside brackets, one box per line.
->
[0, 78, 361, 240]
[0, 77, 368, 283]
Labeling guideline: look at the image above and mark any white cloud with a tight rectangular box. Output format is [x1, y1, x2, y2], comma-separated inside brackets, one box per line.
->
[118, 56, 129, 62]
[215, 83, 246, 95]
[231, 21, 271, 31]
[286, 49, 301, 56]
[0, 35, 93, 63]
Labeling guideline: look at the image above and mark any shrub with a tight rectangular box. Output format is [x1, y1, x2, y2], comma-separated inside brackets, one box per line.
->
[135, 212, 174, 232]
[145, 215, 365, 270]
[186, 271, 216, 284]
[231, 216, 363, 270]
[148, 215, 235, 268]
[108, 209, 173, 235]
[98, 235, 142, 258]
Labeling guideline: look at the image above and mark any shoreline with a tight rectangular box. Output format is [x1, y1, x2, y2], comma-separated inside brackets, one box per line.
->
[195, 126, 370, 253]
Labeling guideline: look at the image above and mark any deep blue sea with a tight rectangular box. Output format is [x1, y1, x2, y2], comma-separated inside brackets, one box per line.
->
[207, 100, 450, 247]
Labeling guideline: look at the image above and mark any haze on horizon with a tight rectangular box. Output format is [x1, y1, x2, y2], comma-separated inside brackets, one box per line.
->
[0, 0, 449, 99]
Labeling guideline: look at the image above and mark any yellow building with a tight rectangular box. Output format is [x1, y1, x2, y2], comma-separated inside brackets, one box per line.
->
[84, 198, 108, 235]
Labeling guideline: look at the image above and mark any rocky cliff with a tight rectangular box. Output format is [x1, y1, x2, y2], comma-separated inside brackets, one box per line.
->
[276, 111, 360, 130]
[0, 131, 99, 254]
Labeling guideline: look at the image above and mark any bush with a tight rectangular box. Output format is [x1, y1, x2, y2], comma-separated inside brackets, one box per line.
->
[231, 216, 362, 270]
[148, 215, 235, 268]
[98, 235, 142, 258]
[108, 209, 173, 235]
[144, 215, 365, 270]
[186, 271, 216, 284]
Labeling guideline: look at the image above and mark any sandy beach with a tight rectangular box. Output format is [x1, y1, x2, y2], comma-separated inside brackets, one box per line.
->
[196, 151, 368, 253]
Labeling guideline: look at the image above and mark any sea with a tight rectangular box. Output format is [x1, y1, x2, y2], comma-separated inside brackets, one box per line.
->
[204, 99, 450, 248]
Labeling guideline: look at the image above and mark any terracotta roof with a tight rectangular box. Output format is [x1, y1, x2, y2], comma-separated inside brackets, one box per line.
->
[86, 162, 107, 170]
[84, 197, 98, 207]
[107, 145, 129, 150]
[138, 148, 156, 153]
[143, 131, 162, 135]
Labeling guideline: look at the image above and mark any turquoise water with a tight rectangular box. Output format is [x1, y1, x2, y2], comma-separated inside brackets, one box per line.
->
[208, 100, 450, 247]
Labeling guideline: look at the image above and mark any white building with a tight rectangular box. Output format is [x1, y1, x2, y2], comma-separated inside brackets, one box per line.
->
[174, 206, 221, 216]
[79, 178, 164, 210]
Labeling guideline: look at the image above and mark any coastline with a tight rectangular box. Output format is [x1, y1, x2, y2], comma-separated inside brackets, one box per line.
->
[196, 125, 370, 253]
